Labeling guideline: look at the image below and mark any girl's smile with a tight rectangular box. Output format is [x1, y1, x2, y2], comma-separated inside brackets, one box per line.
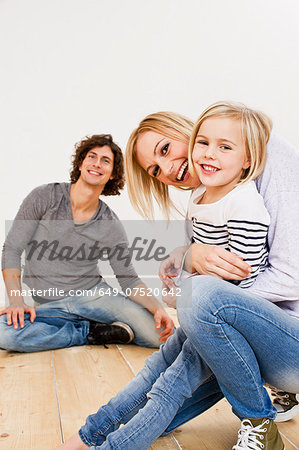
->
[192, 116, 251, 201]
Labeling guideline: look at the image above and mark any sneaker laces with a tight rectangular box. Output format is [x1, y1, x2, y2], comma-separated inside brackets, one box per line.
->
[270, 387, 290, 406]
[233, 419, 269, 449]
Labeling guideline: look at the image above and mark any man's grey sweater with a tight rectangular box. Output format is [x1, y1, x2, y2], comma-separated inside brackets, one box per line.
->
[2, 183, 142, 302]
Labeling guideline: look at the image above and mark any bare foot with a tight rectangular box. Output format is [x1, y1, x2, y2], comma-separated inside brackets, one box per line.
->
[54, 433, 89, 449]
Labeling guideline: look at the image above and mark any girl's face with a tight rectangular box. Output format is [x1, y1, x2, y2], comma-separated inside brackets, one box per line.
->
[192, 116, 250, 194]
[136, 131, 200, 188]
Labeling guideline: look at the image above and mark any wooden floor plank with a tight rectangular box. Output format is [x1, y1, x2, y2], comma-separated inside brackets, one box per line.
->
[277, 419, 299, 449]
[117, 343, 155, 375]
[53, 345, 176, 449]
[0, 349, 61, 450]
[1, 343, 298, 450]
[52, 345, 134, 442]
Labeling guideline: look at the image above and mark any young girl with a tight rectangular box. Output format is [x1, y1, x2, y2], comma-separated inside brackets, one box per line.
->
[189, 102, 270, 282]
[57, 103, 291, 450]
[162, 102, 271, 296]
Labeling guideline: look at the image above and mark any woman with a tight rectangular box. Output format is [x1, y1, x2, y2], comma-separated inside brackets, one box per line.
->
[58, 110, 299, 449]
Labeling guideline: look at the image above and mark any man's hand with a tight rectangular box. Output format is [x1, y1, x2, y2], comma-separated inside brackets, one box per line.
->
[0, 302, 36, 329]
[127, 283, 175, 342]
[186, 243, 252, 280]
[153, 307, 174, 342]
[1, 268, 36, 329]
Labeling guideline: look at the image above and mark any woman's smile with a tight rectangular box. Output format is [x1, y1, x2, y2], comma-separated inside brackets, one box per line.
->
[136, 131, 199, 187]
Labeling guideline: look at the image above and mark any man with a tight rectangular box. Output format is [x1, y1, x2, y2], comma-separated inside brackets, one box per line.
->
[0, 134, 174, 352]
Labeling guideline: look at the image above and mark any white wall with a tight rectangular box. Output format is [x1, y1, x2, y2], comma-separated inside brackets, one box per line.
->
[1, 0, 299, 301]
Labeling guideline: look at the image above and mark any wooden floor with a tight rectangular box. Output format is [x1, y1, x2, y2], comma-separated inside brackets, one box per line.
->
[0, 343, 298, 450]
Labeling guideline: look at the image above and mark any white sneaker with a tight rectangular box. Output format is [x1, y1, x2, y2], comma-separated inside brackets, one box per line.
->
[270, 386, 299, 422]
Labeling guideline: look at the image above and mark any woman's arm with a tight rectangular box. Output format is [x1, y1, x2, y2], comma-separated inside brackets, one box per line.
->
[185, 243, 252, 280]
[247, 134, 299, 306]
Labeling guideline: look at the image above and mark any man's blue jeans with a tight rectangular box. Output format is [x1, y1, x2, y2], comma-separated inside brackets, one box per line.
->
[0, 281, 161, 351]
[78, 276, 299, 449]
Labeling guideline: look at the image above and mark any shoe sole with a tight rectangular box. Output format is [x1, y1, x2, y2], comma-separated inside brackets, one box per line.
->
[274, 403, 299, 422]
[112, 322, 134, 344]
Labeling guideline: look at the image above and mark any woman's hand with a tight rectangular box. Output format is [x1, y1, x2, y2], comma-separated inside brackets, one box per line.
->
[186, 243, 252, 280]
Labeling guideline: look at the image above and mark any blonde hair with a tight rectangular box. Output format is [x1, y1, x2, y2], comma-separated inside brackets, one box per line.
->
[189, 101, 272, 184]
[125, 112, 194, 219]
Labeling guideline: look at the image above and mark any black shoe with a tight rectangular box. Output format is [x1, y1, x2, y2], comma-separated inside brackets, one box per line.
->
[87, 321, 134, 345]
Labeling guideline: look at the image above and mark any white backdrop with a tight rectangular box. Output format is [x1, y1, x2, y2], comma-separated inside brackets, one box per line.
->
[1, 0, 299, 302]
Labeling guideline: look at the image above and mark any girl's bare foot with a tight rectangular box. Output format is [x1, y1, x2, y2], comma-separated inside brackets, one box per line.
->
[54, 433, 89, 450]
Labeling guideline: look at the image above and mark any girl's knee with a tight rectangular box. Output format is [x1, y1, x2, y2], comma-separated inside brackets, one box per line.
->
[179, 276, 219, 311]
[179, 276, 237, 328]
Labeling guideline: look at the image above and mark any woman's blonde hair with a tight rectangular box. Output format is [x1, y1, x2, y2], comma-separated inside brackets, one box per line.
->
[125, 112, 194, 219]
[189, 101, 272, 184]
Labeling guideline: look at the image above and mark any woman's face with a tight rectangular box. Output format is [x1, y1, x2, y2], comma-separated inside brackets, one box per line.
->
[136, 131, 200, 188]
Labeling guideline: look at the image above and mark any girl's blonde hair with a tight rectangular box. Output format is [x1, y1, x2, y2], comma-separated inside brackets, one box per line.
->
[189, 101, 272, 184]
[125, 112, 194, 219]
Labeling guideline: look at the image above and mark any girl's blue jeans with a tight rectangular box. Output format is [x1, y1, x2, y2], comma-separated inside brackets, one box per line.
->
[79, 276, 299, 450]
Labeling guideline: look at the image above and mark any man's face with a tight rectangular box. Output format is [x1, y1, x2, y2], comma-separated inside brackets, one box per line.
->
[79, 146, 114, 187]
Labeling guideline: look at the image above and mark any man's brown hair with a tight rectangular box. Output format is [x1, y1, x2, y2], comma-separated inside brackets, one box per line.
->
[70, 134, 125, 196]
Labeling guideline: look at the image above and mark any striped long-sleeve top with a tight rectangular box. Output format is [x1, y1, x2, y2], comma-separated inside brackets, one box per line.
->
[188, 181, 270, 288]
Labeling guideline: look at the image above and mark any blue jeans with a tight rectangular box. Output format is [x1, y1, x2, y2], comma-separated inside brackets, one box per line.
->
[79, 327, 223, 449]
[78, 276, 299, 449]
[178, 276, 299, 419]
[0, 281, 161, 351]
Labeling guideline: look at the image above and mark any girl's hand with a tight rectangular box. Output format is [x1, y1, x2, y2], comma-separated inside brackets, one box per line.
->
[186, 243, 252, 280]
[162, 287, 177, 309]
[159, 246, 189, 308]
[159, 245, 190, 280]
